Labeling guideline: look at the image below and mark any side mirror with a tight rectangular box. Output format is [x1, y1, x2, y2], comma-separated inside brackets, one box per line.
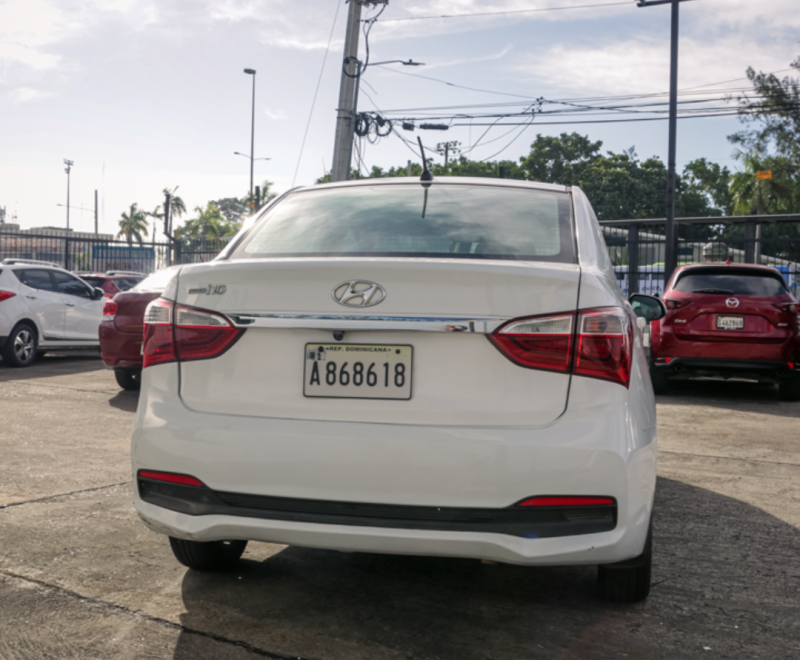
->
[92, 287, 105, 301]
[629, 293, 666, 322]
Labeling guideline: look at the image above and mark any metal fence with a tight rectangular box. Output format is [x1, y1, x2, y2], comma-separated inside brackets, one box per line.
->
[600, 214, 800, 298]
[0, 231, 226, 274]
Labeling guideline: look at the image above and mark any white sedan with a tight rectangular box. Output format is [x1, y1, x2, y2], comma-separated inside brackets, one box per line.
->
[131, 177, 664, 602]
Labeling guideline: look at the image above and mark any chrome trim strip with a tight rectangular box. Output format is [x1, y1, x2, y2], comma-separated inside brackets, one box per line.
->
[227, 313, 508, 334]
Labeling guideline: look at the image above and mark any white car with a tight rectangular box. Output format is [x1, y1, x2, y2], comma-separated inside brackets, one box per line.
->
[0, 259, 106, 366]
[131, 177, 665, 602]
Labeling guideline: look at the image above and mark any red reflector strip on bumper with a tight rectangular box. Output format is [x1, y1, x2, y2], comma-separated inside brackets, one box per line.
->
[517, 496, 615, 507]
[137, 470, 206, 487]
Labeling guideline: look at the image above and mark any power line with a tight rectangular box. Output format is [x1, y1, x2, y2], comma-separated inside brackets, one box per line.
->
[379, 1, 631, 22]
[292, 0, 342, 187]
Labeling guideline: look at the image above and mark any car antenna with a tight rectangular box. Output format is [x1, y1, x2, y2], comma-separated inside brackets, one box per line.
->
[417, 136, 433, 184]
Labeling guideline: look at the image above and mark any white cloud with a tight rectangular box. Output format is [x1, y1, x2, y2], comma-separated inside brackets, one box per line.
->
[8, 87, 53, 103]
[264, 106, 286, 120]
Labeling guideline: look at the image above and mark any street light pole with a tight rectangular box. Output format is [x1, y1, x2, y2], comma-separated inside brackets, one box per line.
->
[637, 0, 692, 283]
[63, 159, 74, 230]
[244, 68, 256, 209]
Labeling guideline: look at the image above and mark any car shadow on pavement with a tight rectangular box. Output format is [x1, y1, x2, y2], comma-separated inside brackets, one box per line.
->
[171, 476, 800, 660]
[659, 378, 800, 418]
[0, 352, 104, 382]
[107, 389, 139, 413]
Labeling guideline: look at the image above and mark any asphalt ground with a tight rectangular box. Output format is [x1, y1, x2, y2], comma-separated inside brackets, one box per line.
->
[1, 353, 798, 660]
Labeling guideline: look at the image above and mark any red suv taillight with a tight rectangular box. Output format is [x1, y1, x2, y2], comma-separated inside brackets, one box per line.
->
[142, 298, 244, 368]
[0, 290, 16, 303]
[774, 302, 798, 313]
[102, 300, 117, 319]
[664, 298, 691, 310]
[490, 307, 633, 387]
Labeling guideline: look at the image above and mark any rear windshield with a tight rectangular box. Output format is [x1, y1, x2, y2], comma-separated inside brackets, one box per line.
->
[674, 270, 789, 296]
[230, 184, 575, 262]
[81, 277, 105, 288]
[115, 277, 141, 291]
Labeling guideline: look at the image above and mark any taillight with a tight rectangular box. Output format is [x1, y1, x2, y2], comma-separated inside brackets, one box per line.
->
[103, 300, 118, 319]
[574, 308, 632, 387]
[774, 302, 798, 313]
[490, 307, 633, 387]
[664, 298, 691, 310]
[0, 290, 16, 303]
[142, 298, 243, 368]
[490, 314, 574, 372]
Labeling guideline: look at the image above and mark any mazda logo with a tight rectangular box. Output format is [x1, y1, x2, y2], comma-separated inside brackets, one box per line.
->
[726, 298, 740, 308]
[332, 280, 387, 308]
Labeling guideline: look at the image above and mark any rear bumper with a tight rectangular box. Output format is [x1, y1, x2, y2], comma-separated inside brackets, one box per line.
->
[653, 357, 796, 381]
[131, 364, 657, 566]
[99, 322, 143, 369]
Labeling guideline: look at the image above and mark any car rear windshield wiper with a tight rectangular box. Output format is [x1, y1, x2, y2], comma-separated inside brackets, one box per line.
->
[691, 288, 734, 294]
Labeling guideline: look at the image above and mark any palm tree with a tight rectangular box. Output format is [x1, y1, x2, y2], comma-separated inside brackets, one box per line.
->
[163, 186, 186, 220]
[147, 205, 163, 246]
[729, 149, 792, 216]
[181, 204, 225, 242]
[117, 203, 149, 246]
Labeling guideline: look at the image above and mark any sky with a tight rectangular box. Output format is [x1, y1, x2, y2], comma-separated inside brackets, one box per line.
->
[1, 0, 798, 236]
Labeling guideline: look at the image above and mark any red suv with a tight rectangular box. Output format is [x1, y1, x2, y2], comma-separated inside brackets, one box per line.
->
[78, 271, 144, 298]
[99, 266, 179, 389]
[649, 263, 800, 400]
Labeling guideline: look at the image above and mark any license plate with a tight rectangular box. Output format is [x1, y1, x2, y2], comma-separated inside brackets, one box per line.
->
[717, 315, 744, 330]
[304, 343, 412, 400]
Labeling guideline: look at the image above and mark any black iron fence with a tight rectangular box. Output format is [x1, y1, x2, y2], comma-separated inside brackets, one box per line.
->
[0, 231, 227, 274]
[600, 214, 800, 298]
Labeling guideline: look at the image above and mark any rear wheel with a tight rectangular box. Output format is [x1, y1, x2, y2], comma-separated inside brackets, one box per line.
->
[2, 323, 37, 368]
[779, 374, 800, 402]
[168, 537, 248, 571]
[597, 521, 652, 603]
[114, 367, 141, 390]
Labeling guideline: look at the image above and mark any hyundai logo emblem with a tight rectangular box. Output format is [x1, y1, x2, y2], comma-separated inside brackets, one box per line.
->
[726, 297, 740, 308]
[332, 280, 387, 308]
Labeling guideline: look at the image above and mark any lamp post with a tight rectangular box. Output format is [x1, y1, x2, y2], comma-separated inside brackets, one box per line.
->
[234, 152, 271, 212]
[63, 159, 74, 230]
[244, 68, 256, 207]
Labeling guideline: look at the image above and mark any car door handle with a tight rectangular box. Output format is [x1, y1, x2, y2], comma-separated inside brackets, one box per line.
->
[65, 302, 75, 307]
[25, 295, 37, 300]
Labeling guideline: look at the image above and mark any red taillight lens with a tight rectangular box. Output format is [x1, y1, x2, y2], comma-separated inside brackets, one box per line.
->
[774, 302, 798, 313]
[102, 300, 118, 318]
[664, 298, 690, 310]
[517, 496, 615, 507]
[490, 314, 574, 371]
[489, 307, 633, 387]
[137, 470, 206, 487]
[574, 308, 632, 387]
[142, 298, 243, 368]
[0, 290, 16, 303]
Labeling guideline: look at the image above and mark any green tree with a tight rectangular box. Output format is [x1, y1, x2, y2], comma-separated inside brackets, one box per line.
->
[117, 203, 149, 246]
[163, 186, 186, 220]
[180, 203, 226, 241]
[729, 149, 794, 216]
[681, 158, 733, 216]
[519, 132, 602, 185]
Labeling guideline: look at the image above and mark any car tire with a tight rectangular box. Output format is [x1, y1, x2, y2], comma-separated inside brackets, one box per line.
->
[779, 374, 800, 402]
[2, 322, 38, 368]
[650, 366, 669, 395]
[168, 537, 248, 571]
[114, 367, 142, 391]
[597, 521, 652, 603]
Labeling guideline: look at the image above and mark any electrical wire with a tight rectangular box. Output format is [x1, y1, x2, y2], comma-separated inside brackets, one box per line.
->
[379, 1, 631, 22]
[292, 0, 342, 187]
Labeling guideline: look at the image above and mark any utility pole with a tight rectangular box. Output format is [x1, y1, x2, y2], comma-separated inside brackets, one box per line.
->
[63, 159, 74, 230]
[637, 0, 691, 282]
[94, 189, 98, 235]
[331, 1, 364, 182]
[437, 141, 461, 171]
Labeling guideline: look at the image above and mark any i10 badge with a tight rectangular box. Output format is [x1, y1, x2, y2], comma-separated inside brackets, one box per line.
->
[303, 343, 412, 400]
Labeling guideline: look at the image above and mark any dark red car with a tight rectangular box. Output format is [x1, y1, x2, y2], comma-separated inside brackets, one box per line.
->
[100, 266, 180, 389]
[649, 263, 800, 400]
[78, 271, 144, 298]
